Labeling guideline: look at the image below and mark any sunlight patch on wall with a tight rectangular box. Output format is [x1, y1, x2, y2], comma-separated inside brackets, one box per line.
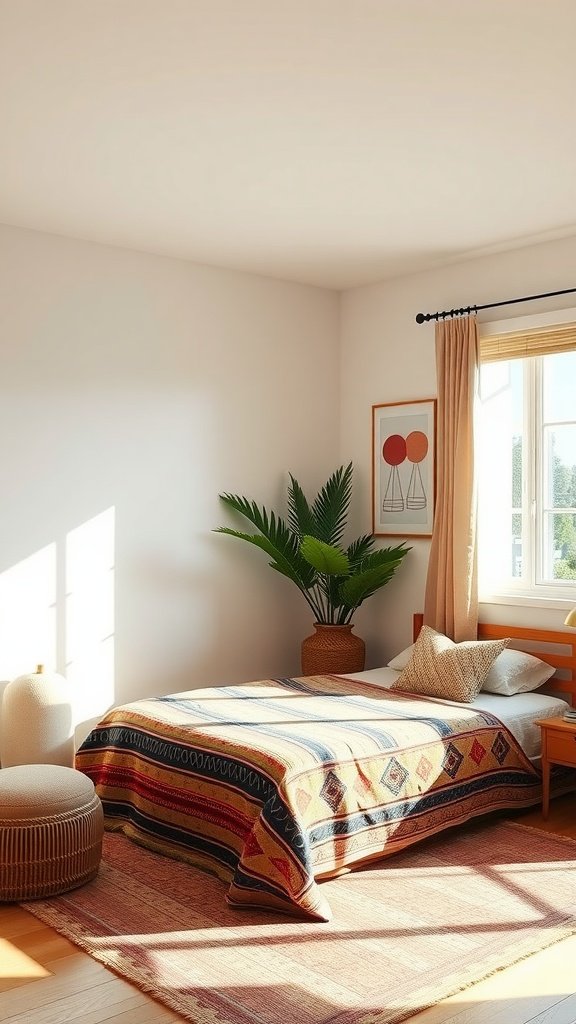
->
[0, 544, 57, 680]
[66, 507, 115, 721]
[0, 508, 115, 723]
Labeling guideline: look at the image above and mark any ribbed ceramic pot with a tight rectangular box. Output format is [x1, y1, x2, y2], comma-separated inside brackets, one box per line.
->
[0, 664, 75, 768]
[301, 623, 366, 675]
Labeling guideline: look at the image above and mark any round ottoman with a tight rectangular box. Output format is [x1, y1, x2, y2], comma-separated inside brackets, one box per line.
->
[0, 764, 104, 901]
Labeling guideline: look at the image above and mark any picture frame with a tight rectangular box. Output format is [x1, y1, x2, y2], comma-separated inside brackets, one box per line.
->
[372, 398, 437, 537]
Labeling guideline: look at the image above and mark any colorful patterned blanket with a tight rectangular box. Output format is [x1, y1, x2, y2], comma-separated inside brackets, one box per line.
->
[75, 674, 542, 921]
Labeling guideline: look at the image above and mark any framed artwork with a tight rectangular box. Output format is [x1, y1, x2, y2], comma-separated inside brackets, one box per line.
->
[372, 398, 437, 537]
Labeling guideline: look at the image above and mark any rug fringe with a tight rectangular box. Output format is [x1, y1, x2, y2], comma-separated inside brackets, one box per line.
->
[18, 899, 201, 1023]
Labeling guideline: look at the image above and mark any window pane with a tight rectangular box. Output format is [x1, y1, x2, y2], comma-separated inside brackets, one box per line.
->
[512, 437, 522, 508]
[543, 512, 576, 581]
[512, 514, 522, 577]
[480, 340, 576, 596]
[543, 425, 576, 508]
[479, 360, 524, 586]
[543, 350, 576, 422]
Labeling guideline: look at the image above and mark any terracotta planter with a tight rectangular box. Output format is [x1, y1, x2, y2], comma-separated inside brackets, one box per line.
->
[301, 623, 366, 675]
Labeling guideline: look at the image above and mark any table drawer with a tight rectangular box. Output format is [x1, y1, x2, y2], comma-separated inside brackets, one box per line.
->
[546, 730, 576, 765]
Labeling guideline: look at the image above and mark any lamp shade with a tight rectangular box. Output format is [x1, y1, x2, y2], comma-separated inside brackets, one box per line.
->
[564, 607, 576, 628]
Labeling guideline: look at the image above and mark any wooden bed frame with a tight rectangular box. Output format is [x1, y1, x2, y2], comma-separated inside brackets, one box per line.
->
[413, 613, 576, 707]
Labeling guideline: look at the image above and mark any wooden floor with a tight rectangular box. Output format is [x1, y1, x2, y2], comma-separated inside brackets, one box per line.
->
[1, 794, 575, 1024]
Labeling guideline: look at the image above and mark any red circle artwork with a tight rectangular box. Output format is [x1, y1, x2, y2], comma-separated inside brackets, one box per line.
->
[382, 434, 407, 466]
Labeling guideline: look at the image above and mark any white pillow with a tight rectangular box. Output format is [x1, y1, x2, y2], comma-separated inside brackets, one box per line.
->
[387, 645, 414, 671]
[480, 648, 555, 695]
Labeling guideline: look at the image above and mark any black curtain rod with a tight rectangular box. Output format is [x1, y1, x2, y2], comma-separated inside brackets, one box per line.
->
[415, 286, 576, 324]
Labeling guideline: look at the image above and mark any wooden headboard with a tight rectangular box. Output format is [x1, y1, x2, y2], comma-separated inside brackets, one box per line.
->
[412, 613, 576, 707]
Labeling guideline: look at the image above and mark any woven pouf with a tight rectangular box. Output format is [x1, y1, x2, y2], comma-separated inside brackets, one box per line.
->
[0, 763, 104, 901]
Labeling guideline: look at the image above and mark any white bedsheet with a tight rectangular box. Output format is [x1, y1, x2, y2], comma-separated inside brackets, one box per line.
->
[344, 666, 570, 762]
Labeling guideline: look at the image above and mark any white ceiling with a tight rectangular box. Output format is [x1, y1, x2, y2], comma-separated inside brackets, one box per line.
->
[1, 0, 576, 290]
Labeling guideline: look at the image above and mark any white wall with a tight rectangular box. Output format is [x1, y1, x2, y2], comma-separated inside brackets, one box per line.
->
[4, 220, 576, 742]
[0, 224, 340, 743]
[340, 234, 576, 666]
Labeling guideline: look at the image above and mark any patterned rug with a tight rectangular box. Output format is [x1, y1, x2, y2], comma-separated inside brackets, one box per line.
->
[22, 820, 576, 1024]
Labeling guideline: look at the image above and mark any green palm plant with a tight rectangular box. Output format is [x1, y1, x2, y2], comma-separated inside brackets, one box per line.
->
[215, 463, 410, 625]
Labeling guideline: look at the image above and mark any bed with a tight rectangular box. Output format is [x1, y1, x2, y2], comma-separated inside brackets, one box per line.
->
[75, 619, 576, 921]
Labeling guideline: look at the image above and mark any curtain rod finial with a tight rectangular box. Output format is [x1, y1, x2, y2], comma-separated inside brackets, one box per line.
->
[415, 312, 426, 324]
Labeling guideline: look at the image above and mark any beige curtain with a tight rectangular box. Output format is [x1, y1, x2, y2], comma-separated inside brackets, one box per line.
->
[424, 315, 479, 641]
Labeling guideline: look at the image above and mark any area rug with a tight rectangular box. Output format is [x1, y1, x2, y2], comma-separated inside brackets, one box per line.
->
[22, 820, 576, 1024]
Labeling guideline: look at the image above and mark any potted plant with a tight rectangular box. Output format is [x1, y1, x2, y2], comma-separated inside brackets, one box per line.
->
[215, 463, 410, 674]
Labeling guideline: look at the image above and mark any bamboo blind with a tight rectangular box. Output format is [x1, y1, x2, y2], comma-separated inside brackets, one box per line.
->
[480, 321, 576, 363]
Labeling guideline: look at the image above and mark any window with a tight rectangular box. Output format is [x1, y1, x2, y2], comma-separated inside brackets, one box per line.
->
[478, 316, 576, 600]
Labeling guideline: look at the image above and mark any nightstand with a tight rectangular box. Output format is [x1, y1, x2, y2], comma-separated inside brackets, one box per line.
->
[536, 716, 576, 819]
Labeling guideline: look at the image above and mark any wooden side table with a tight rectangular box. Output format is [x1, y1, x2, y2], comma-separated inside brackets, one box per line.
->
[536, 716, 576, 819]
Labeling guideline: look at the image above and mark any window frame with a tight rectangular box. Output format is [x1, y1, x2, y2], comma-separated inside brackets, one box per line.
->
[478, 306, 576, 610]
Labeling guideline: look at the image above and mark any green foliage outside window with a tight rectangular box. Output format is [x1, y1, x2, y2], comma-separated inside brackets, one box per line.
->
[512, 435, 576, 580]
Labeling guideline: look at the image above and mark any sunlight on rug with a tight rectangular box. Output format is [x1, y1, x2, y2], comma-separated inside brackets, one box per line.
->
[21, 821, 576, 1024]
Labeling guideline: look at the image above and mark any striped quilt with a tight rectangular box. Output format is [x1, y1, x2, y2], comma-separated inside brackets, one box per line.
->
[75, 673, 542, 921]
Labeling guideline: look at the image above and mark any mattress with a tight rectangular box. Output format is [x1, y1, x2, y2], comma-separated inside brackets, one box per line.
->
[345, 666, 570, 762]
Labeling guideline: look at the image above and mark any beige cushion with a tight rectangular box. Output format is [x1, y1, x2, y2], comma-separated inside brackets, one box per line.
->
[390, 625, 509, 703]
[0, 764, 95, 819]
